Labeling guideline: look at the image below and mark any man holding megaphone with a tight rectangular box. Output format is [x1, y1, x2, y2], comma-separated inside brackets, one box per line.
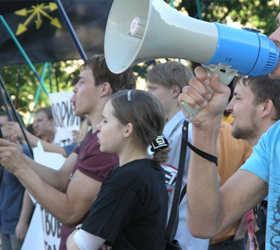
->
[179, 12, 280, 250]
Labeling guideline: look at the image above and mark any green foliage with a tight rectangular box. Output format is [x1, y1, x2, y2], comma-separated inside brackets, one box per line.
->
[0, 61, 80, 114]
[174, 0, 280, 35]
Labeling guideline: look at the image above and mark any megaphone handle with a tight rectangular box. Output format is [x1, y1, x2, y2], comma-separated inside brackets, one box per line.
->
[181, 65, 237, 121]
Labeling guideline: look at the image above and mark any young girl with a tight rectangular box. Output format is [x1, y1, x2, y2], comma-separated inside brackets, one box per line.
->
[67, 89, 170, 250]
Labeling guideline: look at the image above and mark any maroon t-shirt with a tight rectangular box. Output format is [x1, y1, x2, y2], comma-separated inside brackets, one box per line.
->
[59, 130, 119, 250]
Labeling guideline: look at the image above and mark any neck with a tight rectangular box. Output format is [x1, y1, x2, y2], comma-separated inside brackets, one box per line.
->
[119, 144, 150, 167]
[166, 105, 181, 121]
[43, 127, 57, 143]
[250, 119, 276, 146]
[87, 99, 108, 134]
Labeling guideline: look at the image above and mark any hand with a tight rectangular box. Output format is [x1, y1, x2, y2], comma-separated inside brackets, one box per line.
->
[8, 122, 24, 139]
[0, 134, 26, 175]
[178, 66, 230, 126]
[15, 220, 28, 242]
[72, 130, 80, 142]
[100, 245, 112, 250]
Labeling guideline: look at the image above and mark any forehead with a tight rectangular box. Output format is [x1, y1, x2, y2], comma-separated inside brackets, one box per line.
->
[80, 68, 95, 82]
[0, 115, 8, 124]
[103, 100, 114, 115]
[35, 111, 48, 120]
[235, 81, 254, 98]
[277, 13, 280, 25]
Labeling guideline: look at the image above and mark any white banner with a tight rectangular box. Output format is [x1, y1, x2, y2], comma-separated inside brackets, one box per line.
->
[22, 143, 66, 250]
[49, 92, 80, 146]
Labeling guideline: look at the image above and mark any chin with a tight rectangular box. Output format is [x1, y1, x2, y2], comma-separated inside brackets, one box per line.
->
[268, 68, 280, 79]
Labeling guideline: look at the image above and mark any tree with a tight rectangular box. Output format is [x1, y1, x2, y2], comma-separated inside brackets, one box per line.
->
[0, 61, 79, 117]
[175, 0, 279, 35]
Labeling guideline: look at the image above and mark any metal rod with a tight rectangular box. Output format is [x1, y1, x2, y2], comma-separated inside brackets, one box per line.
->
[0, 75, 33, 158]
[0, 15, 49, 95]
[54, 0, 87, 61]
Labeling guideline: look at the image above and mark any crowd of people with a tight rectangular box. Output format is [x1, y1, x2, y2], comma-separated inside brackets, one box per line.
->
[1, 10, 280, 250]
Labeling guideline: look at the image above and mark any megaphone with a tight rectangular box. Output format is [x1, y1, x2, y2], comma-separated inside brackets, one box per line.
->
[104, 0, 279, 119]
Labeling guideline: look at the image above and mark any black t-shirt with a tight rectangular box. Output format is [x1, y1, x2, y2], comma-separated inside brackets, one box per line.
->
[82, 158, 168, 250]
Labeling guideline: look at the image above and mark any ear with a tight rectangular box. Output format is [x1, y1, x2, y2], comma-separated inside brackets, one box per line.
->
[123, 123, 134, 138]
[100, 82, 112, 97]
[172, 85, 181, 98]
[261, 99, 274, 118]
[49, 118, 56, 126]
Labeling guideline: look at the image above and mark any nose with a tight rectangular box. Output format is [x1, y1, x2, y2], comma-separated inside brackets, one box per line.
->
[70, 93, 76, 103]
[96, 122, 101, 131]
[269, 26, 280, 46]
[226, 99, 234, 114]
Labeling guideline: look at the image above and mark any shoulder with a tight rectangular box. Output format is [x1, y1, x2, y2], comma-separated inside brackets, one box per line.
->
[113, 159, 164, 184]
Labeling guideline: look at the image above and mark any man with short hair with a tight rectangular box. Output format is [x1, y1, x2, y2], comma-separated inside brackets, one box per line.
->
[220, 75, 280, 250]
[33, 107, 58, 144]
[0, 54, 136, 250]
[146, 61, 209, 250]
[179, 48, 280, 249]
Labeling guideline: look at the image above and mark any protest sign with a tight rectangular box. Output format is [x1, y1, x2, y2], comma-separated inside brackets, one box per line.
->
[22, 143, 66, 250]
[49, 92, 80, 146]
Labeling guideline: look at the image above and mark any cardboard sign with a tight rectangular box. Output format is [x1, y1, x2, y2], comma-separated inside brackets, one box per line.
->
[49, 92, 80, 146]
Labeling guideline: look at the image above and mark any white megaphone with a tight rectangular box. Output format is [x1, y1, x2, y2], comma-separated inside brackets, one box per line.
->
[104, 0, 279, 119]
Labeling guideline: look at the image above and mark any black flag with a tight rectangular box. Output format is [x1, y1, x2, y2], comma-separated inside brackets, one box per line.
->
[0, 0, 113, 67]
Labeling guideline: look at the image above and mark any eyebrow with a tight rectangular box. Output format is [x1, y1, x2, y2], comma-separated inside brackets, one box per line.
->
[233, 92, 241, 97]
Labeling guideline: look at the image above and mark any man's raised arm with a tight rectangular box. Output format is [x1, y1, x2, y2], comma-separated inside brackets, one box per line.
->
[179, 67, 267, 238]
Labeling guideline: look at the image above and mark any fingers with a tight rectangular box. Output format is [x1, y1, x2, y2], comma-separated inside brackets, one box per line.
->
[9, 133, 17, 143]
[16, 229, 26, 242]
[0, 150, 13, 166]
[194, 66, 210, 86]
[0, 138, 13, 147]
[179, 74, 214, 110]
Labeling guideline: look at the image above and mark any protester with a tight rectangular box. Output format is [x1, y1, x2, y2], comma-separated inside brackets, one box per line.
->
[178, 12, 280, 248]
[0, 54, 136, 250]
[9, 116, 89, 158]
[66, 89, 169, 250]
[0, 111, 33, 250]
[218, 75, 280, 249]
[8, 77, 84, 158]
[32, 107, 58, 144]
[146, 61, 210, 249]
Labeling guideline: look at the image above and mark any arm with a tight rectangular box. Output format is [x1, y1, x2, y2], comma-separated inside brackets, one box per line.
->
[23, 151, 76, 192]
[67, 229, 105, 250]
[0, 137, 102, 226]
[16, 190, 35, 242]
[8, 122, 68, 157]
[179, 67, 268, 238]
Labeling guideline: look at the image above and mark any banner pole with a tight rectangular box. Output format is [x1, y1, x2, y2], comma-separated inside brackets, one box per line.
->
[0, 15, 49, 95]
[55, 0, 87, 61]
[28, 62, 49, 125]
